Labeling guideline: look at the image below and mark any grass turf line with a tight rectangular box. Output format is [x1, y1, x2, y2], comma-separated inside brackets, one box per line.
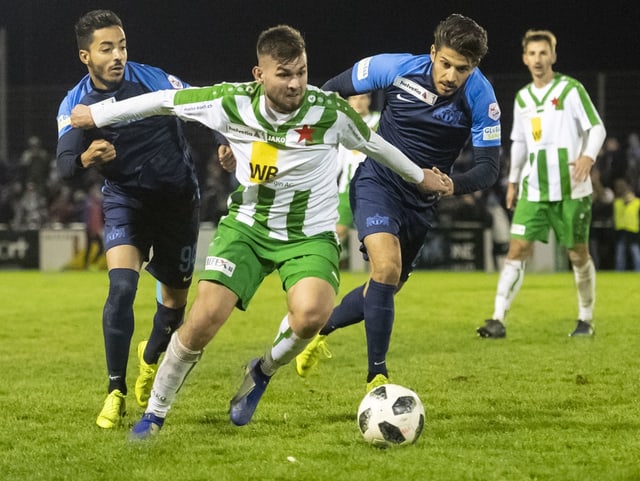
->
[0, 270, 638, 481]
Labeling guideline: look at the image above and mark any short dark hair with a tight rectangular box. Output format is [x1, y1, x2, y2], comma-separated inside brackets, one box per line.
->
[256, 25, 306, 64]
[75, 9, 123, 50]
[433, 14, 488, 66]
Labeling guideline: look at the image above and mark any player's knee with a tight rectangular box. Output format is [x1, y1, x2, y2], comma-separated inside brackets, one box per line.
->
[568, 247, 590, 267]
[159, 288, 189, 309]
[296, 320, 327, 339]
[106, 268, 139, 306]
[289, 306, 332, 337]
[506, 240, 533, 260]
[370, 267, 401, 286]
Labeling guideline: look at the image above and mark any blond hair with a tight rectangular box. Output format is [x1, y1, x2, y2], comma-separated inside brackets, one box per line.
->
[522, 29, 557, 53]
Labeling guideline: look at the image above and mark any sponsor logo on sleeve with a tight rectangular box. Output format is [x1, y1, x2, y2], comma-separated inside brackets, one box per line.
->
[167, 75, 184, 89]
[57, 114, 71, 133]
[488, 102, 501, 121]
[482, 125, 501, 141]
[356, 57, 372, 80]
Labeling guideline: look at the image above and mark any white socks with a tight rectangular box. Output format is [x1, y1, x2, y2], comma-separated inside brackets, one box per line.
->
[492, 259, 526, 323]
[572, 258, 596, 323]
[261, 315, 309, 376]
[491, 257, 596, 325]
[147, 332, 202, 418]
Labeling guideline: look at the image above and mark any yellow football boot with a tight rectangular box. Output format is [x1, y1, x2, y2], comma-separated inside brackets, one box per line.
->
[96, 389, 126, 428]
[295, 335, 332, 377]
[135, 340, 158, 408]
[366, 374, 389, 392]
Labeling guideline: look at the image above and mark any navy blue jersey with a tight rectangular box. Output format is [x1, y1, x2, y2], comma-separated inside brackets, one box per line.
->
[323, 53, 501, 207]
[56, 61, 198, 194]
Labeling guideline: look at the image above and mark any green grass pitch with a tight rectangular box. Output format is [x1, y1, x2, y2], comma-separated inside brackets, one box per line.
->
[0, 269, 639, 480]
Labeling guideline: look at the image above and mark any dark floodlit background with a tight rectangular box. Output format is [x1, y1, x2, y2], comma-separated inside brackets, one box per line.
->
[1, 0, 639, 156]
[1, 0, 638, 271]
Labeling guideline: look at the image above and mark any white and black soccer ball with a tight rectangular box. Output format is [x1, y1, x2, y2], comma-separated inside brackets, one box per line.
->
[357, 383, 425, 448]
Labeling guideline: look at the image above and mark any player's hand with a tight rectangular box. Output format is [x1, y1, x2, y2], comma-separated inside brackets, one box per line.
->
[417, 167, 451, 195]
[218, 144, 236, 172]
[505, 182, 518, 210]
[71, 104, 96, 129]
[571, 155, 594, 183]
[432, 167, 454, 197]
[79, 139, 116, 168]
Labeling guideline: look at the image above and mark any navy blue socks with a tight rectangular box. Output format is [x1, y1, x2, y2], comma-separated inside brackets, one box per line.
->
[145, 301, 185, 364]
[363, 279, 395, 381]
[319, 284, 365, 335]
[103, 268, 139, 394]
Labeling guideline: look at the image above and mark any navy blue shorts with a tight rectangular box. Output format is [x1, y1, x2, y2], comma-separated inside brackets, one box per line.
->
[102, 182, 200, 289]
[351, 169, 436, 282]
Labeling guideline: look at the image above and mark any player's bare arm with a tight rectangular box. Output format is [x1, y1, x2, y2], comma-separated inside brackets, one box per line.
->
[505, 182, 519, 210]
[80, 139, 116, 167]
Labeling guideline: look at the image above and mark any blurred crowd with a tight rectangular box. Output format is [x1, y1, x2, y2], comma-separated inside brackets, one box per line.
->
[590, 133, 640, 271]
[1, 130, 639, 271]
[0, 125, 236, 232]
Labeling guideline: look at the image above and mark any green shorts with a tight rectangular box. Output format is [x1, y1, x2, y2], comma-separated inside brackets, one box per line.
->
[337, 190, 353, 227]
[199, 219, 340, 310]
[510, 195, 592, 247]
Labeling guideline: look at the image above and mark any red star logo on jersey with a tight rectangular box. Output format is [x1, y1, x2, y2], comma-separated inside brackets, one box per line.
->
[551, 97, 559, 107]
[295, 125, 314, 143]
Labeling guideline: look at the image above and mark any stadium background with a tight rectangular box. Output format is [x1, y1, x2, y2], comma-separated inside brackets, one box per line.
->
[1, 0, 638, 159]
[1, 5, 638, 477]
[0, 0, 638, 271]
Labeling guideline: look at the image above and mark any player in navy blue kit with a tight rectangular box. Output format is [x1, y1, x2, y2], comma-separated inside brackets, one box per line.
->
[56, 10, 202, 428]
[296, 14, 502, 390]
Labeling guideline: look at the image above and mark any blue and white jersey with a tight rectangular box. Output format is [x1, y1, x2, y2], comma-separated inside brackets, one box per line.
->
[56, 61, 198, 194]
[323, 53, 501, 206]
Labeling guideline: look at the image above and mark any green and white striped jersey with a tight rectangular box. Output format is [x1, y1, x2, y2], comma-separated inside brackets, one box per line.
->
[171, 83, 371, 240]
[337, 110, 381, 194]
[511, 73, 603, 201]
[90, 81, 424, 241]
[170, 82, 376, 241]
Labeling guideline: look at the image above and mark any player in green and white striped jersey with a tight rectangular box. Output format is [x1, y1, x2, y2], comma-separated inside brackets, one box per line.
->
[477, 30, 606, 340]
[72, 25, 452, 437]
[86, 72, 426, 243]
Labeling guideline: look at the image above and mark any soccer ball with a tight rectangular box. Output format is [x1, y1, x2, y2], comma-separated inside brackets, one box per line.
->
[357, 383, 425, 447]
